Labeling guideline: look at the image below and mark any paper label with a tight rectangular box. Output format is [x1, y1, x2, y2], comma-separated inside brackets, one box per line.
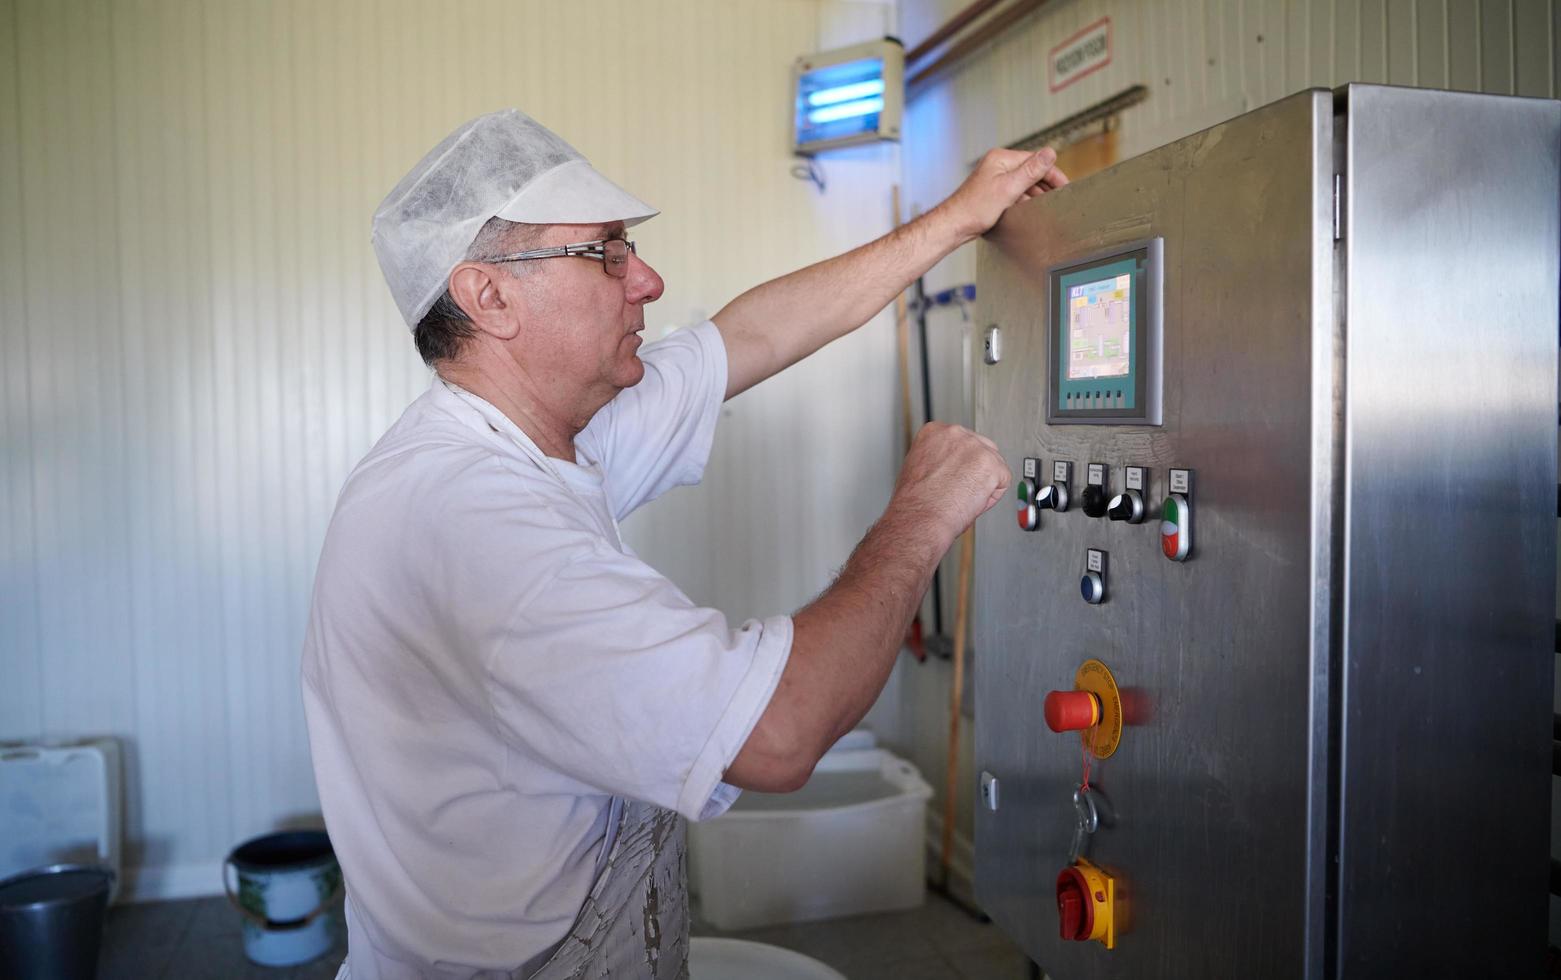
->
[1049, 17, 1112, 93]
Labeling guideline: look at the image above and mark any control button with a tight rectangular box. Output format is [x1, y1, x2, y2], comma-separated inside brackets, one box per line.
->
[1056, 859, 1117, 949]
[1044, 690, 1102, 732]
[1080, 571, 1105, 604]
[1106, 490, 1144, 524]
[1045, 461, 1074, 513]
[1081, 548, 1107, 604]
[1161, 494, 1191, 560]
[1037, 482, 1069, 512]
[1017, 479, 1040, 531]
[1161, 468, 1194, 561]
[1080, 485, 1107, 518]
[1081, 463, 1108, 518]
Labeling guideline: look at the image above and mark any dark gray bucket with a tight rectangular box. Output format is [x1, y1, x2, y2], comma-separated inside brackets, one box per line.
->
[0, 864, 115, 980]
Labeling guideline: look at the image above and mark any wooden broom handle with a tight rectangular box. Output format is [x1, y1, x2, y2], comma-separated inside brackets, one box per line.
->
[940, 527, 975, 886]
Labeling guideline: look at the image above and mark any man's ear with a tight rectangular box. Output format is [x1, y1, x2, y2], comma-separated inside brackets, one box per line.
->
[448, 263, 522, 342]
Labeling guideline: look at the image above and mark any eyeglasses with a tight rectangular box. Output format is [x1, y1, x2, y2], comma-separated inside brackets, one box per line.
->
[480, 237, 637, 278]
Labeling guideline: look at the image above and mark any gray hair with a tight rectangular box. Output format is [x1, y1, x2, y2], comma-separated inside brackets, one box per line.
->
[412, 217, 542, 366]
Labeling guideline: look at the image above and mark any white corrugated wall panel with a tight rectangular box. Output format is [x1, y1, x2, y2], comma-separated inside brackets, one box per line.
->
[1, 0, 41, 738]
[903, 0, 1559, 237]
[1, 0, 899, 899]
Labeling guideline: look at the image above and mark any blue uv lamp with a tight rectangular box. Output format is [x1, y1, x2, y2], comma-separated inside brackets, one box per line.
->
[791, 38, 904, 156]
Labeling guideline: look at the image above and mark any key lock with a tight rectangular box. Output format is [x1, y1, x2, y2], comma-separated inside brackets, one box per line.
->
[1043, 659, 1124, 949]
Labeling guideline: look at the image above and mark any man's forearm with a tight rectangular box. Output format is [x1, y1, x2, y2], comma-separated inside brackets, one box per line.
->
[712, 205, 969, 400]
[727, 508, 947, 791]
[711, 147, 1066, 401]
[792, 510, 947, 743]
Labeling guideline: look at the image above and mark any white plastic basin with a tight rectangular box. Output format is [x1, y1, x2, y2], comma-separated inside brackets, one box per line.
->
[689, 938, 845, 980]
[690, 745, 933, 930]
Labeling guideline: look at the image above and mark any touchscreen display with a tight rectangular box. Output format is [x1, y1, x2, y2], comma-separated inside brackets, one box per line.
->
[1066, 273, 1132, 380]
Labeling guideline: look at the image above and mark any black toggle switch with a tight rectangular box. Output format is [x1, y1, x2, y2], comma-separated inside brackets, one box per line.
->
[1106, 490, 1144, 524]
[1081, 463, 1109, 519]
[1081, 484, 1108, 519]
[1037, 482, 1069, 512]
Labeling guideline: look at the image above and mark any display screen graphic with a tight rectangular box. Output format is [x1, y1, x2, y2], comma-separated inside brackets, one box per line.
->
[1066, 274, 1132, 380]
[1047, 238, 1160, 424]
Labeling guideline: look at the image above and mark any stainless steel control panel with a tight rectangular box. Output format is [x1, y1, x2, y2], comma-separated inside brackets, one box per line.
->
[972, 86, 1558, 979]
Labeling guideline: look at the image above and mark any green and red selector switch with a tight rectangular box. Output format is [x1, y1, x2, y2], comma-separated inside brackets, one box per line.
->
[1161, 467, 1194, 561]
[1018, 457, 1041, 531]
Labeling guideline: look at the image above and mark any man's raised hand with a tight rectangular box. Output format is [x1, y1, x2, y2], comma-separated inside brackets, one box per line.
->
[935, 147, 1070, 244]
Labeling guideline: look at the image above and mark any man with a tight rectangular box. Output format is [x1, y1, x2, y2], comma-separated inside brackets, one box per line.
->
[302, 108, 1067, 979]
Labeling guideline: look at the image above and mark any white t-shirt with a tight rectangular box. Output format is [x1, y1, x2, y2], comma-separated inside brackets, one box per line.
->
[300, 322, 792, 979]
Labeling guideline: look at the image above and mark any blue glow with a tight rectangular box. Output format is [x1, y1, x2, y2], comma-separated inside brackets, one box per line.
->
[806, 79, 885, 107]
[807, 97, 884, 125]
[795, 54, 891, 150]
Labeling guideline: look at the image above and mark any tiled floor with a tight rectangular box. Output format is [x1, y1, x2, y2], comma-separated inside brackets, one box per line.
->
[691, 891, 1036, 979]
[95, 889, 1037, 979]
[97, 895, 344, 980]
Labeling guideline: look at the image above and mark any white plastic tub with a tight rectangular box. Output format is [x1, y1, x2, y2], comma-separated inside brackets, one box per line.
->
[0, 739, 123, 904]
[690, 745, 932, 930]
[689, 938, 845, 979]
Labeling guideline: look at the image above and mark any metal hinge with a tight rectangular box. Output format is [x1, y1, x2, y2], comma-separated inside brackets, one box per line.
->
[1332, 174, 1342, 242]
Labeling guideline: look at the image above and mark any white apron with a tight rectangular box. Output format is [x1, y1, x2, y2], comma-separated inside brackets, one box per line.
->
[526, 800, 690, 979]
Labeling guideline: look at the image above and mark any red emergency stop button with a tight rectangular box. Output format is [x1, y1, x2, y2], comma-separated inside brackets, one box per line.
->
[1044, 690, 1102, 732]
[1056, 867, 1093, 941]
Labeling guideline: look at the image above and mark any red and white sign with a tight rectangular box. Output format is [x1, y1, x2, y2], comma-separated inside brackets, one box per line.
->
[1049, 17, 1112, 92]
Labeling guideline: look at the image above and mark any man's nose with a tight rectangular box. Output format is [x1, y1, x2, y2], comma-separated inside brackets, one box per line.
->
[625, 253, 664, 305]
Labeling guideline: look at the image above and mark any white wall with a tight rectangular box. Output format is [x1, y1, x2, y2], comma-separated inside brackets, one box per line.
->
[0, 0, 901, 900]
[903, 0, 1560, 287]
[883, 0, 1561, 899]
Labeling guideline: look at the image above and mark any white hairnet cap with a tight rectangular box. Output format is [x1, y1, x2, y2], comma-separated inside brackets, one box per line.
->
[371, 108, 658, 329]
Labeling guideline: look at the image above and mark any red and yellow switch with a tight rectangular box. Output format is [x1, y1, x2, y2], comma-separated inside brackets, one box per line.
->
[1056, 857, 1118, 949]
